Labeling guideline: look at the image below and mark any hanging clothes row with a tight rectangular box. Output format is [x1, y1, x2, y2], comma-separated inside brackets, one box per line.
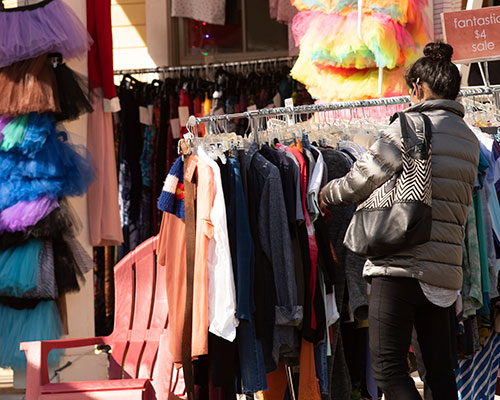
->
[113, 59, 313, 260]
[158, 117, 360, 399]
[156, 87, 500, 400]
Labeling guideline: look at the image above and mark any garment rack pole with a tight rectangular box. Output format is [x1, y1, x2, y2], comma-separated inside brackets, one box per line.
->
[193, 86, 497, 124]
[113, 56, 295, 76]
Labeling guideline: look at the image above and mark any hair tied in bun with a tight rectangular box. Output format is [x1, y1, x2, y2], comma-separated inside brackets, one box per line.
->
[423, 42, 454, 62]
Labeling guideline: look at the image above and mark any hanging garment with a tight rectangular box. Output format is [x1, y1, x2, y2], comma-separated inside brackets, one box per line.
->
[51, 58, 93, 121]
[139, 124, 154, 244]
[0, 241, 43, 298]
[0, 199, 91, 297]
[0, 55, 59, 116]
[117, 87, 143, 258]
[23, 242, 58, 300]
[245, 142, 301, 366]
[2, 113, 53, 156]
[0, 300, 62, 369]
[215, 156, 268, 392]
[293, 11, 420, 70]
[187, 154, 215, 358]
[290, 0, 429, 101]
[270, 0, 299, 23]
[171, 0, 226, 26]
[0, 0, 92, 68]
[198, 148, 238, 342]
[87, 88, 124, 246]
[462, 203, 484, 318]
[0, 200, 79, 250]
[219, 156, 255, 321]
[455, 332, 500, 399]
[0, 128, 94, 211]
[0, 55, 92, 120]
[281, 144, 320, 339]
[158, 157, 186, 362]
[0, 198, 58, 234]
[87, 0, 119, 112]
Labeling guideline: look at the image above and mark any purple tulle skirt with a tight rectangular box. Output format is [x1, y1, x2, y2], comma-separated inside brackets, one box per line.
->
[0, 0, 92, 68]
[0, 198, 59, 234]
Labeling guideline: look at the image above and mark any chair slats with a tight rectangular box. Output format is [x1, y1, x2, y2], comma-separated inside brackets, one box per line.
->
[139, 239, 170, 380]
[109, 252, 135, 379]
[123, 240, 157, 379]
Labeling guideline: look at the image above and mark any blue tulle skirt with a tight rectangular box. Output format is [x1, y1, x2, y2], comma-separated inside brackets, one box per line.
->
[0, 241, 43, 298]
[0, 300, 62, 370]
[0, 121, 94, 210]
[20, 113, 54, 155]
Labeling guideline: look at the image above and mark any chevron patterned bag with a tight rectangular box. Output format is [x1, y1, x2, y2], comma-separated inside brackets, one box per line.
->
[343, 112, 433, 258]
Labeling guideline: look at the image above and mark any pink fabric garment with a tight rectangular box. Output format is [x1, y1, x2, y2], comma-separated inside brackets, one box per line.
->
[87, 88, 123, 246]
[171, 0, 226, 25]
[271, 0, 298, 24]
[270, 0, 279, 19]
[278, 0, 298, 24]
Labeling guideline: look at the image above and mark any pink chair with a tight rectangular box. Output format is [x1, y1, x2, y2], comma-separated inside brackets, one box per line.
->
[21, 236, 184, 400]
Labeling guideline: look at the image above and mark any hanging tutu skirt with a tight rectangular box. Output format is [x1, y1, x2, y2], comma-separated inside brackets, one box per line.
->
[0, 198, 59, 234]
[0, 300, 62, 369]
[0, 130, 95, 210]
[0, 55, 60, 116]
[0, 0, 92, 68]
[292, 0, 428, 26]
[0, 200, 81, 249]
[53, 233, 86, 294]
[0, 241, 60, 302]
[0, 113, 55, 155]
[52, 55, 93, 121]
[23, 242, 59, 300]
[0, 199, 90, 295]
[0, 55, 93, 119]
[291, 55, 406, 101]
[292, 11, 419, 69]
[66, 235, 95, 275]
[0, 240, 43, 298]
[16, 113, 55, 156]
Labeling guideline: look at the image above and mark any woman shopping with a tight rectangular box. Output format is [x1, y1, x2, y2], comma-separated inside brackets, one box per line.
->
[320, 42, 480, 400]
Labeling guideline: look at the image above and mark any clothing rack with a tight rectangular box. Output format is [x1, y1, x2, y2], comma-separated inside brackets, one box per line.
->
[113, 56, 296, 76]
[193, 86, 497, 125]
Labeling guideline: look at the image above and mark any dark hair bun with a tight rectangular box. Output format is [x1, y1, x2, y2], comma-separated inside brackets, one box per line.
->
[423, 42, 453, 62]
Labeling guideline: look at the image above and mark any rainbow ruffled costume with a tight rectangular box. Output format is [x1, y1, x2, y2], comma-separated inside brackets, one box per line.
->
[291, 0, 430, 101]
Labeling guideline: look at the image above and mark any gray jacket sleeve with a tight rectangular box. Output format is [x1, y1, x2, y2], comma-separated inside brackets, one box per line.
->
[321, 122, 403, 206]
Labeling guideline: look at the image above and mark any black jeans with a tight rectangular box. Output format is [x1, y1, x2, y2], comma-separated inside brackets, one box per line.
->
[369, 277, 458, 400]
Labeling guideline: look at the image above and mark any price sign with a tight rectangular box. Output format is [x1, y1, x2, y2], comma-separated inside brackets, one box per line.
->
[441, 5, 500, 63]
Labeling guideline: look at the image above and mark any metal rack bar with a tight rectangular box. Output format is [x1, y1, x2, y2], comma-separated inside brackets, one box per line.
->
[113, 56, 295, 76]
[193, 86, 496, 124]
